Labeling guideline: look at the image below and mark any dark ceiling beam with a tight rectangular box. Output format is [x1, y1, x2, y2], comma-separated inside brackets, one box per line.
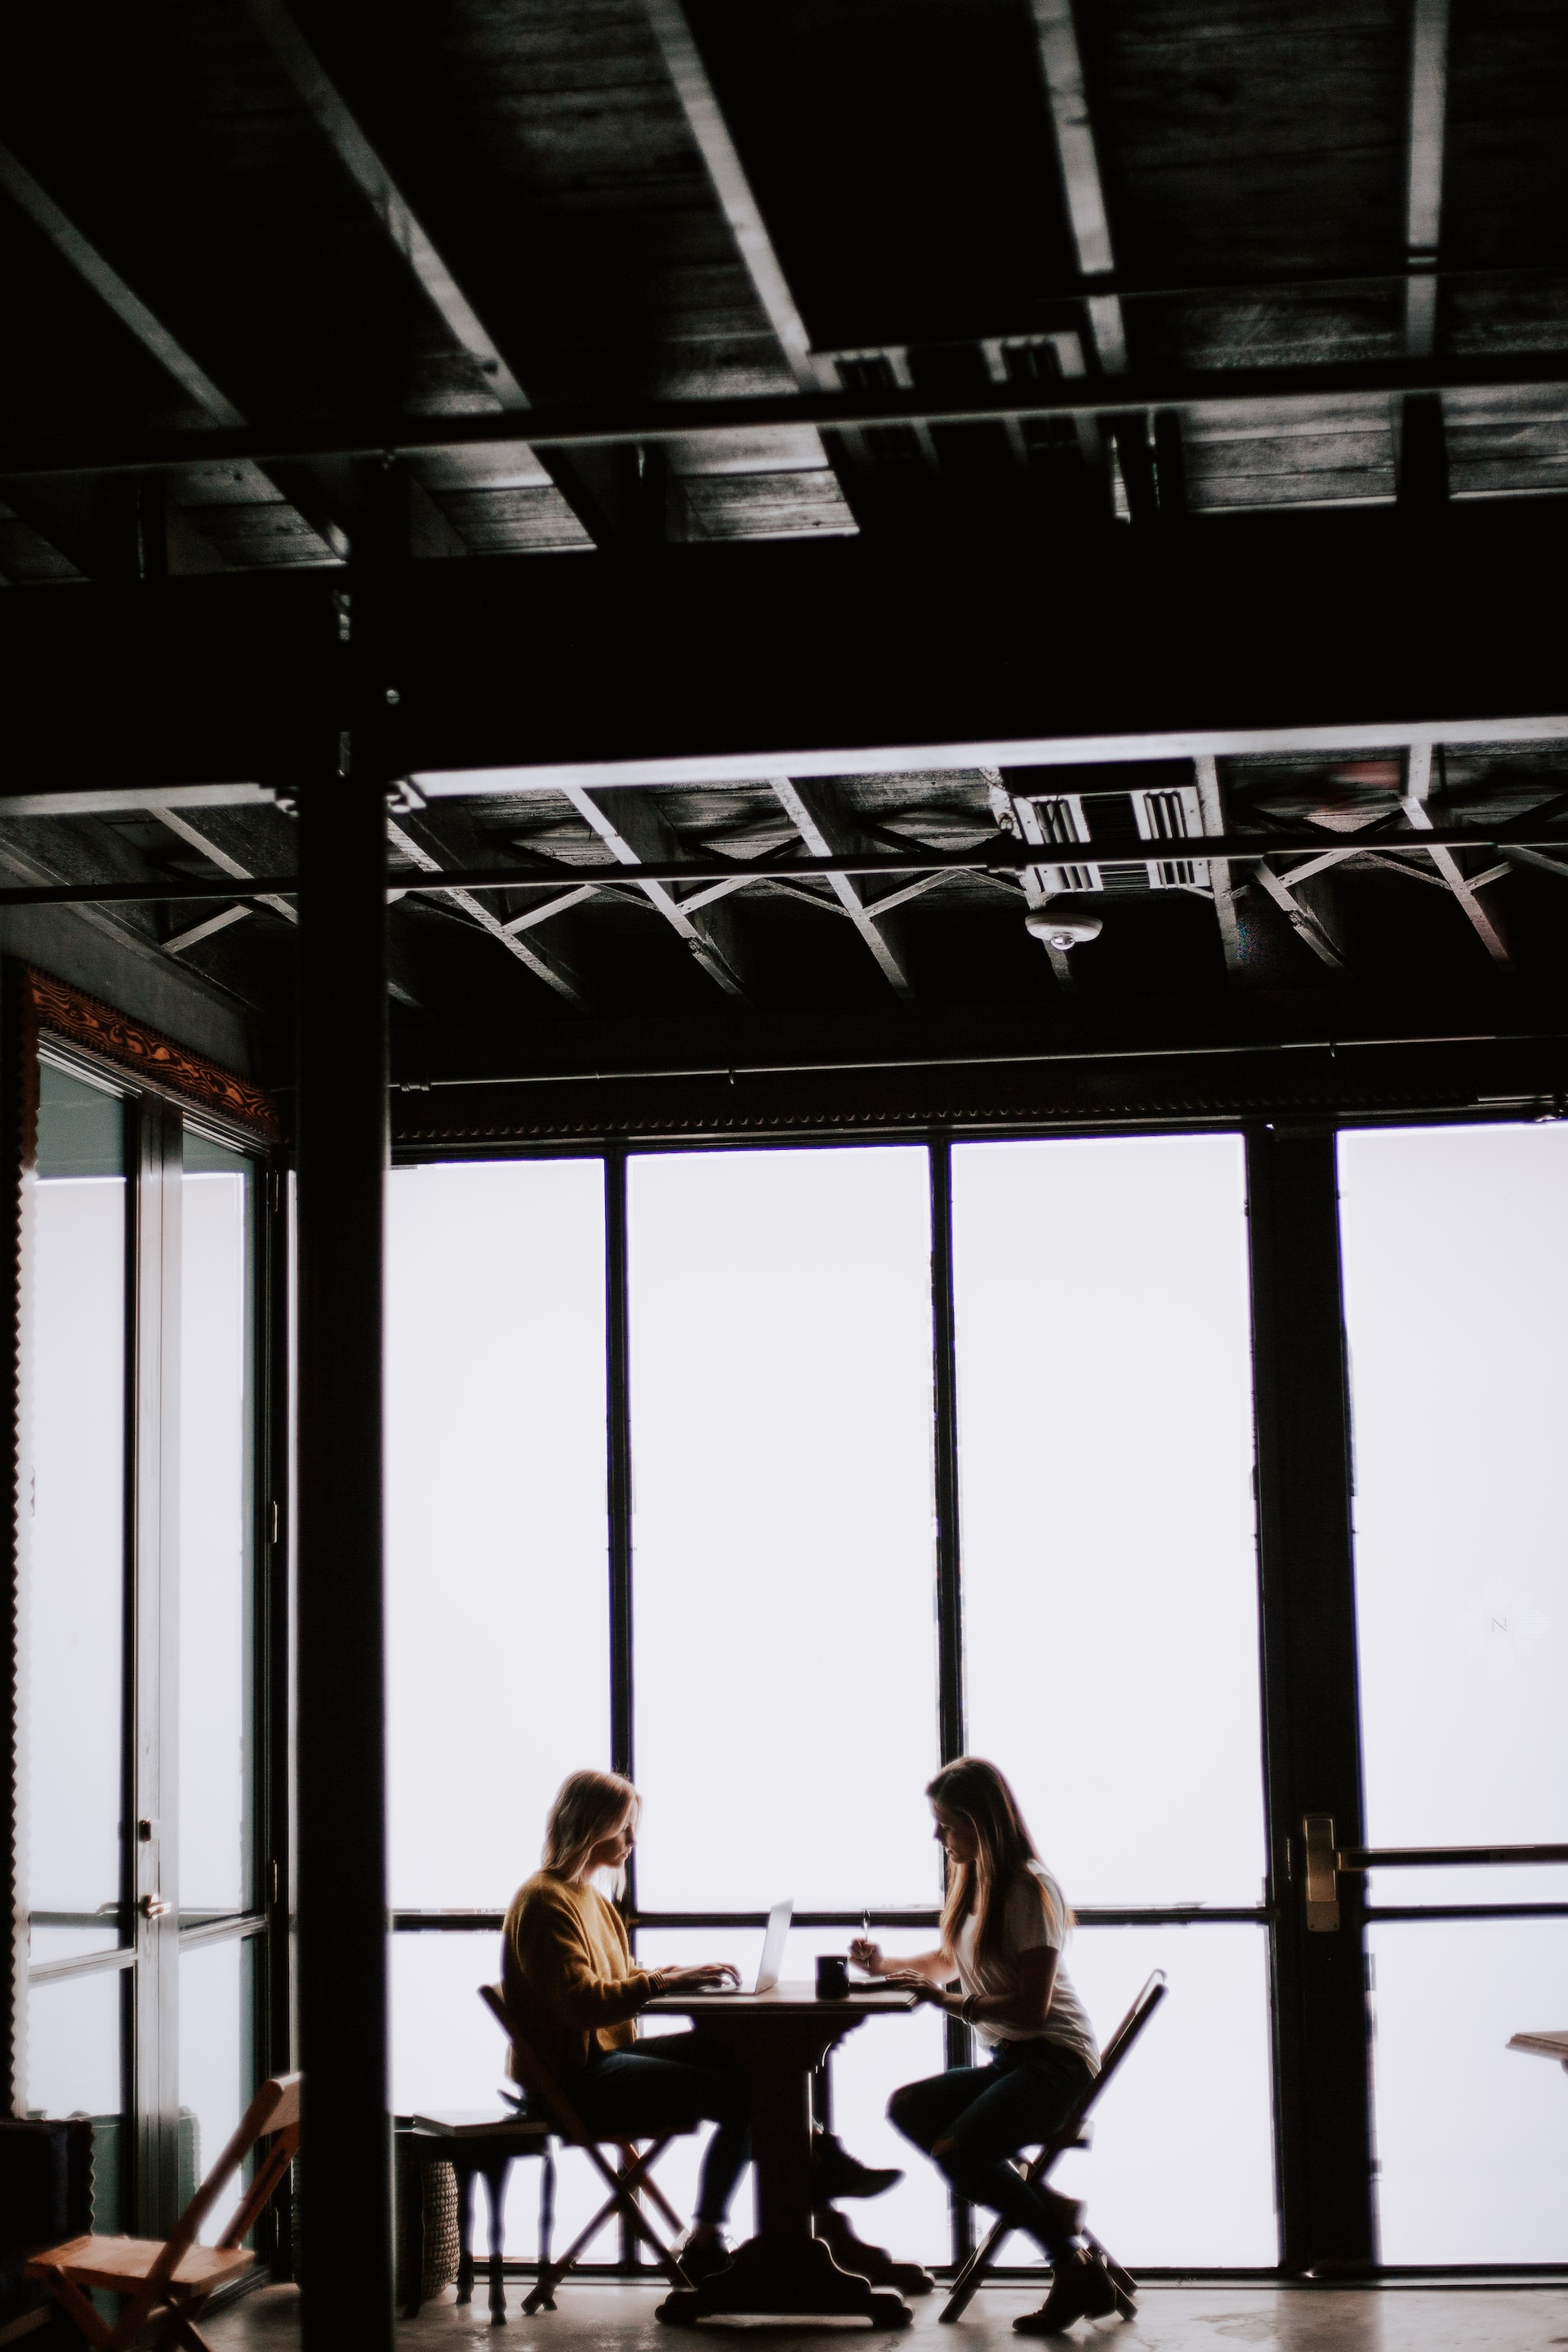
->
[0, 138, 337, 572]
[1398, 0, 1452, 509]
[241, 0, 630, 548]
[13, 350, 1568, 481]
[5, 507, 1568, 794]
[7, 825, 1568, 913]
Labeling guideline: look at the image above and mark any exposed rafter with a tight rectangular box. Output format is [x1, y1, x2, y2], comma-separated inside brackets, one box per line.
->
[1250, 860, 1347, 969]
[1192, 755, 1245, 975]
[640, 0, 874, 522]
[385, 817, 586, 1003]
[242, 0, 623, 547]
[1399, 0, 1452, 507]
[1405, 0, 1451, 358]
[1027, 0, 1125, 371]
[1403, 743, 1509, 964]
[770, 777, 913, 997]
[559, 785, 749, 999]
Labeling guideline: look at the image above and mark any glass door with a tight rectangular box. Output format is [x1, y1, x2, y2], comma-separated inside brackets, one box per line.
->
[1339, 1120, 1568, 2263]
[951, 1134, 1276, 2268]
[18, 1053, 270, 2239]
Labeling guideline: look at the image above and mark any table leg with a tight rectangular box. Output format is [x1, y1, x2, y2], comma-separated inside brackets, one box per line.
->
[656, 2042, 910, 2328]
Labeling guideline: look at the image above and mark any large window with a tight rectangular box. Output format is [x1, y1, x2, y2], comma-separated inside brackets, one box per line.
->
[378, 1115, 1568, 2278]
[1339, 1122, 1568, 2264]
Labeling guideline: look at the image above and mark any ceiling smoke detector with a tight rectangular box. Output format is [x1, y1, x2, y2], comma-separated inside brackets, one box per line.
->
[1027, 902, 1102, 952]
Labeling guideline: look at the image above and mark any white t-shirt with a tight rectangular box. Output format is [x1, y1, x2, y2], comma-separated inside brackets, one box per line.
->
[951, 1861, 1099, 2074]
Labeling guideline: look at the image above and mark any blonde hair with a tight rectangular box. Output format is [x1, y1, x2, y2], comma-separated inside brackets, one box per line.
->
[928, 1756, 1066, 1971]
[543, 1769, 640, 1894]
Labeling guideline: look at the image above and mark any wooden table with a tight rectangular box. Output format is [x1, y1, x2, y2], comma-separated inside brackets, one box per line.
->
[645, 1980, 918, 2328]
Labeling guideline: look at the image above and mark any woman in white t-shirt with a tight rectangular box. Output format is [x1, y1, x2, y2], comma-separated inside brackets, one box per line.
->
[852, 1757, 1115, 2336]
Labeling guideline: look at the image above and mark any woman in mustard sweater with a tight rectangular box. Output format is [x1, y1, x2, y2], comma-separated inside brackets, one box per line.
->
[503, 1768, 748, 2274]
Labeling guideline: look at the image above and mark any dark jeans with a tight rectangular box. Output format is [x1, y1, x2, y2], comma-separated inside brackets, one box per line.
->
[889, 2039, 1094, 2261]
[564, 2031, 751, 2227]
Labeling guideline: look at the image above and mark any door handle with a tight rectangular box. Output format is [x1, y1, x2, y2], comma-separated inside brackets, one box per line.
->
[140, 1893, 171, 1920]
[1303, 1815, 1341, 1932]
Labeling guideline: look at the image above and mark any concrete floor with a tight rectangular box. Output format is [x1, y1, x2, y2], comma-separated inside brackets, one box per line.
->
[207, 2281, 1568, 2352]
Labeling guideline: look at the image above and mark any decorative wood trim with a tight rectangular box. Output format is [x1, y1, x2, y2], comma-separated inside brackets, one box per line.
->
[17, 966, 282, 1143]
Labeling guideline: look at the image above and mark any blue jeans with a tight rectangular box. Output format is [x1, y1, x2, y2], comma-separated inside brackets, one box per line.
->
[888, 2040, 1094, 2261]
[564, 2031, 751, 2226]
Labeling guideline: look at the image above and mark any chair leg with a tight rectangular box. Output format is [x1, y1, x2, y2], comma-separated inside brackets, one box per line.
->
[1083, 2230, 1138, 2315]
[522, 2140, 687, 2316]
[537, 2148, 557, 2309]
[456, 2159, 478, 2305]
[938, 2211, 1010, 2323]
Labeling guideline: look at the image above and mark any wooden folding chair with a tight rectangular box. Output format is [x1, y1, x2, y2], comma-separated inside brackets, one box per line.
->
[479, 1983, 693, 2315]
[26, 2072, 300, 2352]
[939, 1972, 1167, 2325]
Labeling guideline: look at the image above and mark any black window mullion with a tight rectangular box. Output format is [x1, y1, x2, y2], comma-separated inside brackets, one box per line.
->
[1245, 1126, 1374, 2274]
[929, 1134, 973, 2270]
[604, 1147, 639, 2268]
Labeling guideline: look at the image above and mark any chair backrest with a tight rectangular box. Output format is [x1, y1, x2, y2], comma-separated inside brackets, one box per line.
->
[1045, 1971, 1167, 2158]
[479, 1984, 594, 2146]
[152, 2073, 302, 2283]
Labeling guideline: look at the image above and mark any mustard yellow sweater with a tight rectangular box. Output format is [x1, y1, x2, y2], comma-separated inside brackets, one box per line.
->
[502, 1870, 660, 2082]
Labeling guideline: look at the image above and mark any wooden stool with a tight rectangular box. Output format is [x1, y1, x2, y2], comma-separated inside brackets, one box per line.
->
[405, 2113, 555, 2324]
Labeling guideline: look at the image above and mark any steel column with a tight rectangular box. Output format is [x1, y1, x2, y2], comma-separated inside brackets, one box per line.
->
[294, 508, 394, 2341]
[1246, 1129, 1374, 2273]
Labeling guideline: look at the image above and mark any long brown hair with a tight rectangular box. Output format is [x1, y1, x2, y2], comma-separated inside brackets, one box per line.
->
[543, 1769, 640, 1895]
[929, 1757, 1066, 1969]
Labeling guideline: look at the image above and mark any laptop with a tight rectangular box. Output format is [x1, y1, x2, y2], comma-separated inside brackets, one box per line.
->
[711, 1897, 792, 1993]
[753, 1896, 792, 1993]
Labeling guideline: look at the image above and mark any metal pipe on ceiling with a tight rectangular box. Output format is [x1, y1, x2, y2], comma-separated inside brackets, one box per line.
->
[2, 828, 1566, 911]
[6, 350, 1568, 480]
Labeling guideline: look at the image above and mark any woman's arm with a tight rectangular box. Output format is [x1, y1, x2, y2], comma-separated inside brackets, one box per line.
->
[912, 1943, 1058, 2034]
[849, 1938, 954, 1986]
